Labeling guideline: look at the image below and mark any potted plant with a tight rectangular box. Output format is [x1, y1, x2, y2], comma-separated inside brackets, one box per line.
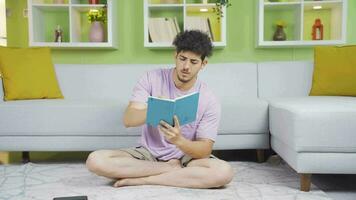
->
[213, 0, 231, 21]
[87, 6, 107, 42]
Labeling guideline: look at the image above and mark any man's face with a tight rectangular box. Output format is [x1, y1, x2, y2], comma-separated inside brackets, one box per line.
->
[174, 51, 206, 84]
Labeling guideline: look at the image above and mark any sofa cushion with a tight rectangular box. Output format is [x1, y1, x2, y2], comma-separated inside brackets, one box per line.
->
[0, 47, 63, 101]
[269, 96, 356, 153]
[258, 61, 313, 98]
[200, 63, 258, 99]
[55, 63, 259, 101]
[0, 99, 141, 136]
[55, 64, 164, 100]
[200, 63, 268, 134]
[219, 98, 269, 134]
[310, 46, 356, 96]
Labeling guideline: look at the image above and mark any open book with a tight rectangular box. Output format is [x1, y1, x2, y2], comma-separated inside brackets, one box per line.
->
[146, 92, 200, 127]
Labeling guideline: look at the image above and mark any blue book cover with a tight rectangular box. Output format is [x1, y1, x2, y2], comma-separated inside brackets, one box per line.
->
[146, 92, 200, 127]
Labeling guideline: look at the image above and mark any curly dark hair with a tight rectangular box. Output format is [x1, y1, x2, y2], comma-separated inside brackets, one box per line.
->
[172, 30, 213, 61]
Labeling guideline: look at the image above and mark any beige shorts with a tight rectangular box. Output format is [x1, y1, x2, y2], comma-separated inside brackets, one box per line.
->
[120, 146, 217, 167]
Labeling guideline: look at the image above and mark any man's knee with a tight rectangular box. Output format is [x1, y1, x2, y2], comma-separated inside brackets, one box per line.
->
[211, 160, 234, 187]
[86, 150, 107, 173]
[86, 150, 133, 174]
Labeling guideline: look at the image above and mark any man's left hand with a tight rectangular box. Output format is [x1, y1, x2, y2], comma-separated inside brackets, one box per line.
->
[158, 115, 184, 145]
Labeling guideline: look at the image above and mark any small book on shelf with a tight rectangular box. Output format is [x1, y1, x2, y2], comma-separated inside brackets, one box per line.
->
[148, 17, 179, 43]
[146, 92, 200, 127]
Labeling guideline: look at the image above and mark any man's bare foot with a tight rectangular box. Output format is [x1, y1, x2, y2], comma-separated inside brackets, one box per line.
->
[113, 159, 181, 187]
[113, 179, 129, 187]
[113, 177, 147, 187]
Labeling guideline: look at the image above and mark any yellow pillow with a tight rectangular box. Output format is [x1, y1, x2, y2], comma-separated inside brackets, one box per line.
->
[309, 46, 356, 96]
[0, 47, 64, 101]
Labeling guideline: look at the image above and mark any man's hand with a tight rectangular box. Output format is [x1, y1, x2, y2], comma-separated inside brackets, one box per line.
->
[159, 115, 214, 159]
[158, 115, 184, 145]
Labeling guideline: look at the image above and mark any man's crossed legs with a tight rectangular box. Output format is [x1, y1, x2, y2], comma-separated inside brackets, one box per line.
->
[86, 147, 234, 189]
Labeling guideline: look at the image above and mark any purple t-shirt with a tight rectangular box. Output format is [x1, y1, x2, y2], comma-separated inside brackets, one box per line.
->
[130, 68, 221, 161]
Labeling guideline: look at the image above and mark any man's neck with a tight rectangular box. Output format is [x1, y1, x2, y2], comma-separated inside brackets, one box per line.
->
[173, 68, 196, 92]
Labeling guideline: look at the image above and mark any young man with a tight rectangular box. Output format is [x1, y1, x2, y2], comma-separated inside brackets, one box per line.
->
[86, 30, 233, 189]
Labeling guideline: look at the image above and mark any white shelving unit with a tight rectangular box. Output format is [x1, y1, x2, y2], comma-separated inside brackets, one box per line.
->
[0, 0, 6, 46]
[144, 0, 226, 48]
[28, 0, 117, 49]
[257, 0, 347, 47]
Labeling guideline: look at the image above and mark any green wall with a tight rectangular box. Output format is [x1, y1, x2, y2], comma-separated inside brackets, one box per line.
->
[6, 0, 356, 64]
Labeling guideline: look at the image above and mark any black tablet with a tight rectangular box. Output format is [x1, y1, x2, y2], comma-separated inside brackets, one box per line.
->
[53, 196, 88, 200]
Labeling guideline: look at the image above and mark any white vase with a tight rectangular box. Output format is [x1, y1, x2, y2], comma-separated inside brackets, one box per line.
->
[89, 21, 105, 42]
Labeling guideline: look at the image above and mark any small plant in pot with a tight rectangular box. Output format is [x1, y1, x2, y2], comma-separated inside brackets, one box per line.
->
[87, 6, 107, 42]
[213, 0, 231, 21]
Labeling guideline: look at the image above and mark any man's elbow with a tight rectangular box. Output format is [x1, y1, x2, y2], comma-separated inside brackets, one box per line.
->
[123, 116, 145, 128]
[123, 117, 132, 128]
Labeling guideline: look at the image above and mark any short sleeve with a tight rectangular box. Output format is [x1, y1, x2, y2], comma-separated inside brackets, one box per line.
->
[195, 97, 221, 142]
[130, 72, 151, 104]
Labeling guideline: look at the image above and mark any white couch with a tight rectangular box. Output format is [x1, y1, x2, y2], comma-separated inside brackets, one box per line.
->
[0, 63, 269, 151]
[258, 61, 356, 191]
[1, 61, 355, 191]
